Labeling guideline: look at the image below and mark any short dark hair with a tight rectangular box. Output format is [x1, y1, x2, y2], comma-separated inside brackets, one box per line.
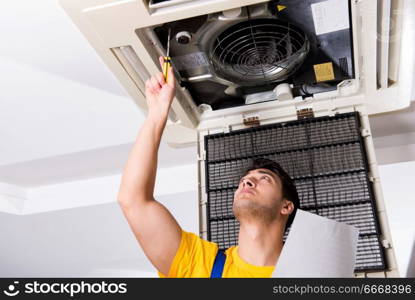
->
[239, 157, 300, 230]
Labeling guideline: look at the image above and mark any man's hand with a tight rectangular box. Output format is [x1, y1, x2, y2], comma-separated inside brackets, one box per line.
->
[145, 56, 176, 120]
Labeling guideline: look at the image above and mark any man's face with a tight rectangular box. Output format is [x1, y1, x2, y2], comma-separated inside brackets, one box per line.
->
[233, 168, 284, 223]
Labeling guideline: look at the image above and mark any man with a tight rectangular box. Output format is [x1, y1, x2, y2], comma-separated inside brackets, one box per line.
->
[117, 57, 299, 277]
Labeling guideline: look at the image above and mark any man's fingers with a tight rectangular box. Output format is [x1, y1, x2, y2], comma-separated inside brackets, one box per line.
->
[145, 79, 154, 94]
[159, 56, 164, 69]
[151, 76, 161, 91]
[156, 72, 165, 86]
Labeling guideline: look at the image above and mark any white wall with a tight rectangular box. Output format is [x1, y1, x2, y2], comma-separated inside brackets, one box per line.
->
[0, 190, 198, 277]
[0, 163, 198, 277]
[378, 161, 415, 277]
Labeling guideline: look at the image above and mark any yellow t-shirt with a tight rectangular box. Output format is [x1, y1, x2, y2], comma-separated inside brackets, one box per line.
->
[158, 230, 275, 278]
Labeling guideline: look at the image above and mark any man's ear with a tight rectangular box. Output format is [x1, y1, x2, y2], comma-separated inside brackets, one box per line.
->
[280, 199, 294, 216]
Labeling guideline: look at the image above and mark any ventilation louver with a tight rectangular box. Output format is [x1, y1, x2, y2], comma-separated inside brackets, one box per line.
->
[204, 112, 386, 272]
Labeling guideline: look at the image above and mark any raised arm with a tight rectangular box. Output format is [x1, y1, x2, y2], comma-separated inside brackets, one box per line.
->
[117, 57, 181, 275]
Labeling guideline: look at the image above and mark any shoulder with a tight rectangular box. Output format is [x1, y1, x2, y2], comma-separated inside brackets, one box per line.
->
[181, 231, 218, 252]
[159, 230, 219, 277]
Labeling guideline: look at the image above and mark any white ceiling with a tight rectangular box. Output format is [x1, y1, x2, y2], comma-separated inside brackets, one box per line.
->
[0, 0, 414, 187]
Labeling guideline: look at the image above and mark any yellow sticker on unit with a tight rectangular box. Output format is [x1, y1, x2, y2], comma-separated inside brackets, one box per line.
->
[313, 62, 335, 82]
[277, 5, 287, 11]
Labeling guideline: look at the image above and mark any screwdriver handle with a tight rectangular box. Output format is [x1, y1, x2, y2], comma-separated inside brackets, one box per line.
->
[162, 56, 171, 82]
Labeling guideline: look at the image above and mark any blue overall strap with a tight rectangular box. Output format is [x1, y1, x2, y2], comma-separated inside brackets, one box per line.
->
[210, 249, 226, 278]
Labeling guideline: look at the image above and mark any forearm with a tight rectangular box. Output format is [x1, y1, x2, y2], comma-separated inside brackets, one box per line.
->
[118, 112, 168, 203]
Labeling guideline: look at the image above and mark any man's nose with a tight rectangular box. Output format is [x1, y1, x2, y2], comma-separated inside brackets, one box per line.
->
[242, 177, 255, 187]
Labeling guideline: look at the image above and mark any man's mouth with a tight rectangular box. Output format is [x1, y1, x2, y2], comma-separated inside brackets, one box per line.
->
[241, 188, 254, 194]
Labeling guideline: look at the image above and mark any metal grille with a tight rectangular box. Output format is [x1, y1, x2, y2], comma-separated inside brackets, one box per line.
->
[210, 18, 309, 85]
[204, 112, 386, 272]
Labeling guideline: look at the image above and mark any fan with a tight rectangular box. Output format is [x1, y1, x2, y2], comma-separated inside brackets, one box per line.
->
[210, 18, 309, 86]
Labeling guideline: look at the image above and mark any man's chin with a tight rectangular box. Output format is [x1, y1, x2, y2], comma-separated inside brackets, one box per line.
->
[233, 199, 257, 214]
[233, 203, 277, 224]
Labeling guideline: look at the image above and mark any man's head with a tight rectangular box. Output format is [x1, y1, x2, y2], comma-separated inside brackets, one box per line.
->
[233, 158, 300, 231]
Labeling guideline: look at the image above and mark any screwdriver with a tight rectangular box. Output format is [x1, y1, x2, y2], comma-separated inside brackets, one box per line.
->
[162, 28, 172, 82]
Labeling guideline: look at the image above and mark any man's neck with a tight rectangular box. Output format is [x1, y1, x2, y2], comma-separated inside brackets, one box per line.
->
[237, 220, 284, 267]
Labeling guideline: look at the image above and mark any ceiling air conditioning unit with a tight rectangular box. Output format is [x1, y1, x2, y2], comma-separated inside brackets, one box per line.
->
[60, 0, 414, 277]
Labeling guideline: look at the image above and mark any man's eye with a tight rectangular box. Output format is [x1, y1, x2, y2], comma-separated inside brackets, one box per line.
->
[261, 176, 270, 181]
